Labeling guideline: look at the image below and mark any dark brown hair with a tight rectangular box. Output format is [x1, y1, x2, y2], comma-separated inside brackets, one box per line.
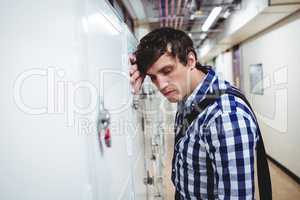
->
[135, 27, 207, 75]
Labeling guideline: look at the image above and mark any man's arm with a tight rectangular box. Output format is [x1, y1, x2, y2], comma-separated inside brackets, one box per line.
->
[206, 111, 257, 199]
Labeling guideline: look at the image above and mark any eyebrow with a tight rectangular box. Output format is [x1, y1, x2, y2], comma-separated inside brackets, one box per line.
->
[146, 64, 173, 76]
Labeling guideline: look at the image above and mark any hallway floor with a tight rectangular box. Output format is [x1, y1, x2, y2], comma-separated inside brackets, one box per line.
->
[162, 134, 300, 200]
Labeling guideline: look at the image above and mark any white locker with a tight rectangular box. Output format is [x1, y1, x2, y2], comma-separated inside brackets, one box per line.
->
[0, 0, 147, 199]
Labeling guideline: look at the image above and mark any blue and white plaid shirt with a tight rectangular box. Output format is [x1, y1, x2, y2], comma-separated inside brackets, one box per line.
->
[172, 69, 259, 199]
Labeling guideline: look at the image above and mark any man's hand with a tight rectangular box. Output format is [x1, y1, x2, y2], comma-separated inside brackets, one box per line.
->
[129, 54, 145, 94]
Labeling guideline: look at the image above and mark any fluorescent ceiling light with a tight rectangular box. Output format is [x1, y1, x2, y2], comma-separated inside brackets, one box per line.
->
[223, 9, 231, 19]
[201, 6, 222, 32]
[200, 33, 207, 40]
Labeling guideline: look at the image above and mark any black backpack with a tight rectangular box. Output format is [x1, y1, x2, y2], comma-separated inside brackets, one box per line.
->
[172, 87, 272, 200]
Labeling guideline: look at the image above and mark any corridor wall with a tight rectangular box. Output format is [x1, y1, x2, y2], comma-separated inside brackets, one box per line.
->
[240, 10, 300, 177]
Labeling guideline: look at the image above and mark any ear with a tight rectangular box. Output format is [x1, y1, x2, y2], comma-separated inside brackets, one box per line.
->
[187, 52, 197, 70]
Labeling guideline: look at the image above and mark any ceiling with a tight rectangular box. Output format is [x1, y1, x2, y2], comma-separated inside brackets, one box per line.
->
[127, 0, 242, 47]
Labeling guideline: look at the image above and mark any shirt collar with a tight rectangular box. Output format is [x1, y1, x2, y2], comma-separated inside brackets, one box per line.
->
[180, 69, 216, 112]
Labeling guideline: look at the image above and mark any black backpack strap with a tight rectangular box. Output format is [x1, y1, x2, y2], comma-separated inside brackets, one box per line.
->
[225, 88, 272, 200]
[185, 90, 226, 125]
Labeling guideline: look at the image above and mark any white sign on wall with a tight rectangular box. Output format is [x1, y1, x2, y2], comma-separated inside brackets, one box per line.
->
[250, 63, 264, 95]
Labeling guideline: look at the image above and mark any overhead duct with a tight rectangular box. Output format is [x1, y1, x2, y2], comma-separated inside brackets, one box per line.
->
[175, 0, 182, 28]
[171, 0, 175, 27]
[199, 0, 300, 62]
[159, 0, 163, 26]
[270, 0, 300, 6]
[179, 0, 189, 29]
[165, 0, 169, 26]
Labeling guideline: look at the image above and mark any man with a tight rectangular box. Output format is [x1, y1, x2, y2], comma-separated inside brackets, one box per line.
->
[129, 28, 270, 199]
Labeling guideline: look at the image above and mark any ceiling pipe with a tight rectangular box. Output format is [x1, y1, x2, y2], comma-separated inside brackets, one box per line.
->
[186, 0, 203, 31]
[158, 0, 163, 27]
[165, 0, 169, 26]
[195, 0, 203, 10]
[175, 0, 182, 29]
[179, 0, 189, 29]
[171, 0, 175, 27]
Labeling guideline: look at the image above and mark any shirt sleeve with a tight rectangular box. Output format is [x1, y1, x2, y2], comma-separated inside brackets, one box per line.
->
[205, 111, 257, 200]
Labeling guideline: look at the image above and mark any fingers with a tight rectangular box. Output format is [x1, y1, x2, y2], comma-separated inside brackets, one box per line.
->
[133, 76, 143, 94]
[129, 54, 144, 94]
[130, 70, 144, 94]
[129, 64, 137, 76]
[129, 54, 136, 65]
[130, 70, 141, 83]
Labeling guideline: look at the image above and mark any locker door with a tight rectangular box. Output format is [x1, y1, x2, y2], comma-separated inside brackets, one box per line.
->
[124, 24, 148, 200]
[0, 0, 93, 199]
[84, 0, 147, 199]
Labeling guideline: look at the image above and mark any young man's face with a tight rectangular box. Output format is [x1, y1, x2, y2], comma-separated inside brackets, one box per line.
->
[146, 53, 193, 102]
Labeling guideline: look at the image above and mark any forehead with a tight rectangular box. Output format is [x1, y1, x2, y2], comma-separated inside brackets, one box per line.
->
[146, 53, 176, 75]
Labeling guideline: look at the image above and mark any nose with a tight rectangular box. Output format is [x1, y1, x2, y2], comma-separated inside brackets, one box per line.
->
[156, 75, 168, 91]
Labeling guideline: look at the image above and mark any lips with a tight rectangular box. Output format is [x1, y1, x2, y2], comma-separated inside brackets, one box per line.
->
[163, 90, 176, 96]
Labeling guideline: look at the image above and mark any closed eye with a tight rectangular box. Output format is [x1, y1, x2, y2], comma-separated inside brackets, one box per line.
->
[161, 66, 173, 75]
